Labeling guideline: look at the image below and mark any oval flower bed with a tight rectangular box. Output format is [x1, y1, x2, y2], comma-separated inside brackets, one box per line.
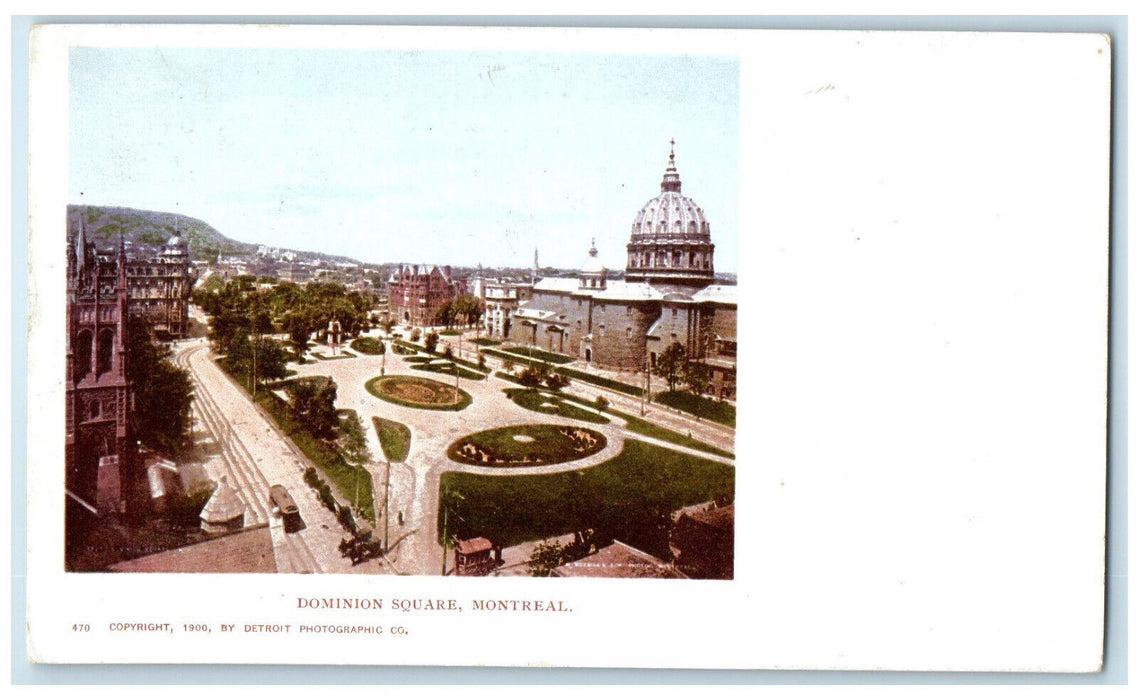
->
[447, 424, 607, 468]
[365, 374, 472, 411]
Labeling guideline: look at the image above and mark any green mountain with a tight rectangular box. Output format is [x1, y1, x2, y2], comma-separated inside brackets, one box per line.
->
[68, 204, 256, 260]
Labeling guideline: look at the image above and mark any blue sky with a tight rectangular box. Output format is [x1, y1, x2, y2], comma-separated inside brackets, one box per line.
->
[70, 48, 738, 272]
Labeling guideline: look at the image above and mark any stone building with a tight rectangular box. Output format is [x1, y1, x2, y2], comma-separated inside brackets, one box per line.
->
[123, 232, 195, 340]
[387, 264, 467, 328]
[507, 142, 737, 398]
[65, 219, 140, 516]
[470, 267, 534, 339]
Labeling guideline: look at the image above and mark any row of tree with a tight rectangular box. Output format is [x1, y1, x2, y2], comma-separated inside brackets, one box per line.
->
[194, 277, 375, 363]
[432, 293, 484, 329]
[654, 341, 714, 395]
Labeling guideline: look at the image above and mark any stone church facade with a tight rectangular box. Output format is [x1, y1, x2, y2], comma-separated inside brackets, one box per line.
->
[66, 219, 140, 516]
[508, 143, 737, 399]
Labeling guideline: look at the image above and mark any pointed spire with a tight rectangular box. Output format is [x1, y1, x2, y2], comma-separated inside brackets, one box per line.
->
[589, 237, 597, 257]
[75, 214, 87, 273]
[661, 138, 682, 193]
[117, 232, 128, 288]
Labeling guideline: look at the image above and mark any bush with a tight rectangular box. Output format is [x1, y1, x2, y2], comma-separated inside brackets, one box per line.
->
[338, 504, 358, 534]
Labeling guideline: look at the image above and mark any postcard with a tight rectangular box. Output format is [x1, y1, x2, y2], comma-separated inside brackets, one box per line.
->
[24, 24, 1109, 670]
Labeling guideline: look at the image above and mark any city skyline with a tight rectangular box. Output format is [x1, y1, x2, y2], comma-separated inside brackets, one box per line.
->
[70, 48, 739, 273]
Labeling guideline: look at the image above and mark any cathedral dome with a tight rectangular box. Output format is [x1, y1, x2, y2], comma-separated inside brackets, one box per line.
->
[630, 141, 710, 242]
[625, 140, 715, 287]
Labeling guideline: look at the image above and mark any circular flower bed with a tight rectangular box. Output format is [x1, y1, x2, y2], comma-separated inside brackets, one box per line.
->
[447, 424, 607, 468]
[366, 375, 472, 411]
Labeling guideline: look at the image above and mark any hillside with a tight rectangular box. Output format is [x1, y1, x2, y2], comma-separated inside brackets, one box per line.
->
[68, 205, 255, 260]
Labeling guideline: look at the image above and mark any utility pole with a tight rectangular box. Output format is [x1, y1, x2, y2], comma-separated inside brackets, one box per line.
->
[440, 499, 449, 576]
[383, 459, 391, 551]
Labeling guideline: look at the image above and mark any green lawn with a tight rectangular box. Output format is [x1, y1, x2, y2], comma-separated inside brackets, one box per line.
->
[350, 337, 385, 355]
[371, 416, 411, 462]
[365, 374, 473, 411]
[447, 423, 606, 467]
[500, 345, 575, 365]
[484, 349, 645, 397]
[438, 439, 734, 555]
[609, 408, 734, 459]
[472, 338, 502, 347]
[411, 360, 487, 381]
[504, 388, 609, 424]
[654, 391, 736, 427]
[311, 350, 356, 361]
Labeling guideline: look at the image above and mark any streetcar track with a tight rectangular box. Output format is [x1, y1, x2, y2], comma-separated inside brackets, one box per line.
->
[177, 344, 321, 573]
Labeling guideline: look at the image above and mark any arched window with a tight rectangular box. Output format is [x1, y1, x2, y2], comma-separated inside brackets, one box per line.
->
[688, 221, 697, 234]
[74, 330, 93, 381]
[97, 328, 114, 376]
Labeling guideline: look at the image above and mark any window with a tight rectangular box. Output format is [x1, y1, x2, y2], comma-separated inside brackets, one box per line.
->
[626, 327, 632, 339]
[74, 330, 93, 380]
[672, 307, 678, 318]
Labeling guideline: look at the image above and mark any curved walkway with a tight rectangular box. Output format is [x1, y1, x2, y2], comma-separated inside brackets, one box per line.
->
[257, 334, 735, 575]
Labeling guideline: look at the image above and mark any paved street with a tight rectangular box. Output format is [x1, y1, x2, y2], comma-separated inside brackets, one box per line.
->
[174, 333, 735, 576]
[175, 341, 375, 574]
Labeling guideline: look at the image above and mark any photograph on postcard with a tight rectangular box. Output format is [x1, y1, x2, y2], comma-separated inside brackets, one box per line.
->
[62, 47, 739, 578]
[27, 25, 1110, 671]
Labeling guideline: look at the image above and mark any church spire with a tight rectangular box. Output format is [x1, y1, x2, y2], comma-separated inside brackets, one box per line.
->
[75, 214, 87, 274]
[660, 138, 682, 193]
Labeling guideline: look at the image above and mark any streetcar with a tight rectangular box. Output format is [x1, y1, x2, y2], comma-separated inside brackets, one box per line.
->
[269, 484, 304, 532]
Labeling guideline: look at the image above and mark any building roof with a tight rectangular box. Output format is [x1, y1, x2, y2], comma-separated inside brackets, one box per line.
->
[683, 504, 735, 532]
[691, 284, 737, 305]
[533, 277, 582, 293]
[551, 541, 687, 579]
[199, 477, 246, 524]
[456, 537, 494, 555]
[108, 526, 276, 573]
[593, 281, 666, 301]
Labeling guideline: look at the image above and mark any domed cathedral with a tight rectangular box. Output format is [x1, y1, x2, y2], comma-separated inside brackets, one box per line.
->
[508, 141, 737, 399]
[626, 139, 716, 288]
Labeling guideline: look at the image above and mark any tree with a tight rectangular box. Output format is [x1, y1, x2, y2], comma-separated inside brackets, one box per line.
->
[424, 330, 439, 354]
[226, 334, 290, 389]
[285, 312, 312, 362]
[337, 411, 372, 469]
[441, 343, 454, 361]
[656, 342, 688, 392]
[410, 327, 422, 342]
[527, 540, 567, 577]
[501, 356, 515, 373]
[477, 353, 487, 371]
[287, 377, 339, 438]
[544, 371, 570, 392]
[518, 364, 545, 389]
[126, 317, 193, 456]
[682, 360, 712, 396]
[594, 395, 610, 416]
